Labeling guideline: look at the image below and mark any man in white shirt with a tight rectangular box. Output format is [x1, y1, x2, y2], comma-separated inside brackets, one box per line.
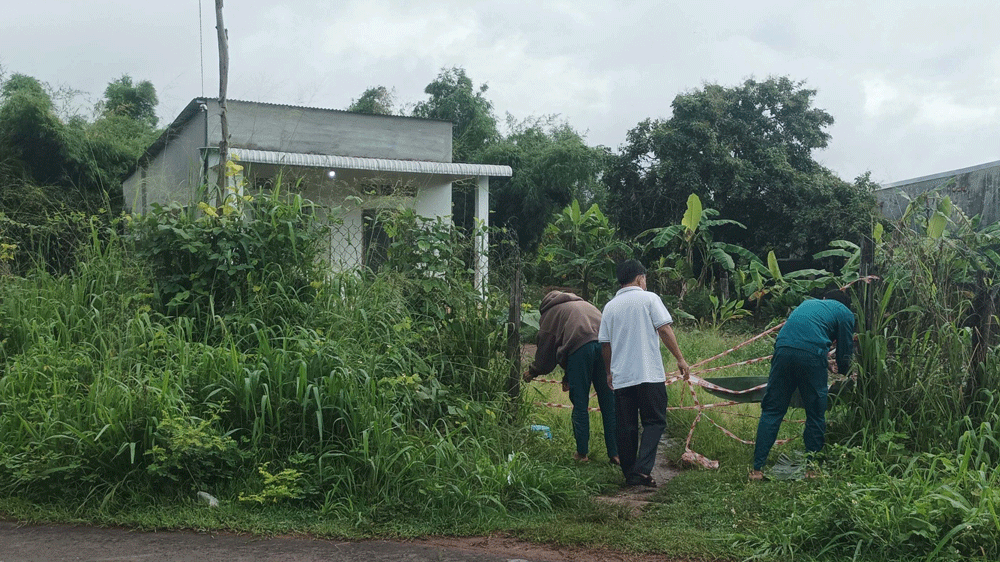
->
[599, 260, 691, 487]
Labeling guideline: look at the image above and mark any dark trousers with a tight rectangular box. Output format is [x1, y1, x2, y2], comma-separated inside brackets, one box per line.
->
[567, 341, 618, 459]
[614, 382, 667, 479]
[753, 347, 829, 470]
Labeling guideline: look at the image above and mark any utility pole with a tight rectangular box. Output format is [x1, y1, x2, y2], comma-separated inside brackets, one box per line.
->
[215, 0, 230, 195]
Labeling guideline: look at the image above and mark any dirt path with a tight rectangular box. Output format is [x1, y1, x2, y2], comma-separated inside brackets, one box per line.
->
[521, 344, 683, 514]
[0, 521, 683, 562]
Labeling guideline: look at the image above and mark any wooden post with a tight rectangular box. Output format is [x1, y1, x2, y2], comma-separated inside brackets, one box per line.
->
[859, 234, 875, 329]
[506, 254, 523, 418]
[215, 0, 230, 197]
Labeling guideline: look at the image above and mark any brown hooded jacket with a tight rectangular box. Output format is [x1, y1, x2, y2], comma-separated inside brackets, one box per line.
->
[527, 291, 602, 379]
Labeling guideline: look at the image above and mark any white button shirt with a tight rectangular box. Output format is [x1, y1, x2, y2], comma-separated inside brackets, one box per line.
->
[598, 286, 672, 389]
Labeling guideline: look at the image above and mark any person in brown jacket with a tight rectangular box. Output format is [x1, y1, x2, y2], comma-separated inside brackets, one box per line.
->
[524, 291, 618, 464]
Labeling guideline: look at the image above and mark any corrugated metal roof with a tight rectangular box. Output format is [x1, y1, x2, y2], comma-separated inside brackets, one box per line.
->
[878, 159, 1000, 190]
[230, 148, 512, 178]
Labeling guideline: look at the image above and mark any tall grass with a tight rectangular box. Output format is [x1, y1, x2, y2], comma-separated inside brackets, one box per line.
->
[831, 216, 1000, 454]
[0, 193, 592, 523]
[744, 416, 1000, 560]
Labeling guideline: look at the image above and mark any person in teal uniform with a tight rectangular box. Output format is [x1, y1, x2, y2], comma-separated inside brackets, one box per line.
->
[750, 289, 855, 480]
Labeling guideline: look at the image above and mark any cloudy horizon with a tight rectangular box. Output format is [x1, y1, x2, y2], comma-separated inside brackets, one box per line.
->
[3, 0, 997, 185]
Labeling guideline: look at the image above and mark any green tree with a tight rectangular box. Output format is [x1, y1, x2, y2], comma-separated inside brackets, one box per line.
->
[0, 74, 68, 187]
[1, 72, 159, 212]
[479, 117, 606, 251]
[644, 193, 754, 289]
[99, 75, 159, 127]
[1, 73, 49, 102]
[536, 200, 628, 301]
[347, 86, 396, 115]
[605, 77, 876, 261]
[412, 67, 498, 162]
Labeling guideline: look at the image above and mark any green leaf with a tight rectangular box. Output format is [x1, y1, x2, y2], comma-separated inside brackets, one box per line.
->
[646, 225, 685, 248]
[812, 249, 854, 260]
[927, 212, 947, 239]
[707, 247, 735, 271]
[681, 193, 702, 237]
[767, 251, 783, 281]
[937, 195, 953, 217]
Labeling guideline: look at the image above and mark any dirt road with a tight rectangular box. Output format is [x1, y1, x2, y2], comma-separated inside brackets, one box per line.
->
[0, 521, 680, 562]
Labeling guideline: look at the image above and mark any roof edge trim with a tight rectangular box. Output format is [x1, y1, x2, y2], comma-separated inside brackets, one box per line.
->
[230, 148, 513, 177]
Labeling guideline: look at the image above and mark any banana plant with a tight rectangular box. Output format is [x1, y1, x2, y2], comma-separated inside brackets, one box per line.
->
[740, 250, 832, 311]
[537, 200, 630, 301]
[642, 193, 755, 292]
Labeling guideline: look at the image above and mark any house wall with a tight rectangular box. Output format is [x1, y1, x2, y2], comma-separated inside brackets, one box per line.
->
[876, 160, 1000, 225]
[121, 99, 469, 271]
[207, 101, 453, 163]
[239, 164, 453, 269]
[123, 109, 209, 213]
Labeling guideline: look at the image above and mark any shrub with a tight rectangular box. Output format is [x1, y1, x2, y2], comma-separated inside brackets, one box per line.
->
[133, 172, 328, 317]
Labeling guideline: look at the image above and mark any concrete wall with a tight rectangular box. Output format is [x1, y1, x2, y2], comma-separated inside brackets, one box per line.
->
[876, 160, 1000, 225]
[124, 100, 455, 214]
[123, 109, 209, 214]
[208, 101, 453, 163]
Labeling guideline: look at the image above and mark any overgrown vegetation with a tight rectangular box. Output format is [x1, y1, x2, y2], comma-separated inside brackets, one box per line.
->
[0, 189, 591, 527]
[0, 70, 159, 275]
[2, 66, 999, 561]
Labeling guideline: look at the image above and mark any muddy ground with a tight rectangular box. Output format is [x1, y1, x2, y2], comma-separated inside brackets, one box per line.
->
[0, 521, 688, 562]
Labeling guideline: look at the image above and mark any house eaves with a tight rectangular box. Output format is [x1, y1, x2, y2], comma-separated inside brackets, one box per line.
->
[229, 148, 513, 179]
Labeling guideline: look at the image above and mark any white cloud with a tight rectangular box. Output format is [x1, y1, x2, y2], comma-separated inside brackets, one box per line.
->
[1, 0, 998, 182]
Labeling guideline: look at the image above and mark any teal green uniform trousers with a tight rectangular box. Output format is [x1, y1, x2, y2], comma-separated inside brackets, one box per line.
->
[753, 347, 828, 470]
[566, 341, 617, 459]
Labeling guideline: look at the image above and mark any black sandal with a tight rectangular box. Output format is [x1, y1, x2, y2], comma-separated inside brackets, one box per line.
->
[626, 473, 657, 488]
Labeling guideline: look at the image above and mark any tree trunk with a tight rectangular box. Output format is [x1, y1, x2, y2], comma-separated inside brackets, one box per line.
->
[215, 0, 230, 197]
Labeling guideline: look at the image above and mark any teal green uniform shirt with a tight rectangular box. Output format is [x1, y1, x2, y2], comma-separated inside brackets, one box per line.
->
[774, 299, 855, 374]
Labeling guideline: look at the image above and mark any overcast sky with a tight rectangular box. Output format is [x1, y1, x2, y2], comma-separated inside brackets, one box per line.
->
[2, 0, 997, 184]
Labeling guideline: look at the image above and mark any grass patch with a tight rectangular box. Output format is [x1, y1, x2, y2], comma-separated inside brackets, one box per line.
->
[3, 195, 1000, 561]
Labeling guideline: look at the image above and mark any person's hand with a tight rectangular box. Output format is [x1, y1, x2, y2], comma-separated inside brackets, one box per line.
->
[606, 373, 614, 391]
[677, 359, 691, 381]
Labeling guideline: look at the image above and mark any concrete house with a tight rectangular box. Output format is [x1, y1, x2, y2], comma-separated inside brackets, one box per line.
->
[875, 159, 1000, 225]
[123, 98, 512, 281]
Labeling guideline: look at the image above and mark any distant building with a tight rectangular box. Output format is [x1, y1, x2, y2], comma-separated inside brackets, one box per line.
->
[875, 160, 1000, 225]
[122, 98, 511, 282]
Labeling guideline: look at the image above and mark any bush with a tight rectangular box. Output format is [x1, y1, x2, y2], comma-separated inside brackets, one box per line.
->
[133, 174, 328, 317]
[0, 205, 586, 521]
[746, 421, 1000, 560]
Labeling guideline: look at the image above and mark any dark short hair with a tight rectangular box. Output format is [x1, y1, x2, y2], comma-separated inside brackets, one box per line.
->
[823, 289, 851, 309]
[616, 259, 647, 286]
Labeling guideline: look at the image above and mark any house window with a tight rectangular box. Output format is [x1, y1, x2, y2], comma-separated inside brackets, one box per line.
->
[254, 176, 274, 191]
